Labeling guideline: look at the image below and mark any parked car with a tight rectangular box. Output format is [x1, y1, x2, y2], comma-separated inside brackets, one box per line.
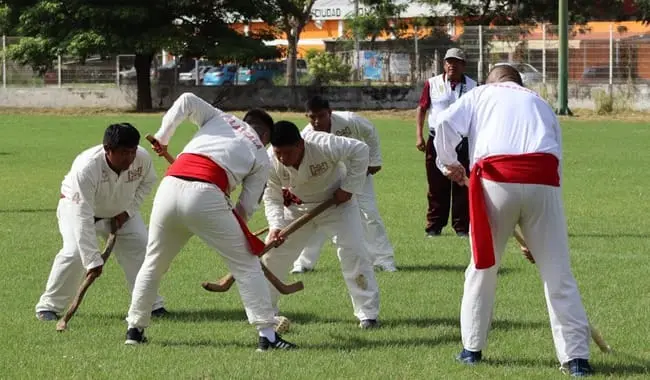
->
[237, 59, 308, 86]
[578, 65, 644, 84]
[179, 65, 215, 85]
[202, 64, 239, 86]
[493, 62, 543, 85]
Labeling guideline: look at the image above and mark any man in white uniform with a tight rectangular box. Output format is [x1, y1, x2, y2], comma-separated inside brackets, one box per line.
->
[124, 93, 296, 352]
[433, 65, 593, 376]
[416, 48, 476, 237]
[291, 96, 396, 273]
[35, 123, 166, 321]
[263, 121, 381, 329]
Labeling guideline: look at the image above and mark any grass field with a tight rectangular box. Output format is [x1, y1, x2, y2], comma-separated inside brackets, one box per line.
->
[1, 111, 649, 379]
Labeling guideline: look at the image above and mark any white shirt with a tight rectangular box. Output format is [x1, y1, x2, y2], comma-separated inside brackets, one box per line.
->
[425, 73, 477, 133]
[263, 131, 370, 230]
[153, 92, 270, 222]
[61, 145, 157, 269]
[302, 111, 382, 167]
[433, 81, 563, 178]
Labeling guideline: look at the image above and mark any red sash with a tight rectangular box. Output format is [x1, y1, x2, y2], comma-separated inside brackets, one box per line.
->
[166, 153, 266, 256]
[469, 152, 560, 269]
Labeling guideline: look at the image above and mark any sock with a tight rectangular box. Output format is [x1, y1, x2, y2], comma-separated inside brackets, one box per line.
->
[259, 327, 276, 342]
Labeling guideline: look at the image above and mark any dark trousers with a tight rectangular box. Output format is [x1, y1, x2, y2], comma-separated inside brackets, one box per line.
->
[425, 135, 470, 233]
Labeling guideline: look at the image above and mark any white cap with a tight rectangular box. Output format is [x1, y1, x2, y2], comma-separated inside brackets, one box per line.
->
[444, 48, 466, 62]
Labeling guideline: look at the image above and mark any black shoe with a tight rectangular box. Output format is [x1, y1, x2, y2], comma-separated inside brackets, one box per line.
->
[456, 348, 482, 365]
[426, 229, 442, 238]
[256, 334, 297, 352]
[151, 307, 168, 318]
[36, 310, 59, 321]
[561, 358, 593, 377]
[125, 328, 148, 345]
[359, 319, 381, 329]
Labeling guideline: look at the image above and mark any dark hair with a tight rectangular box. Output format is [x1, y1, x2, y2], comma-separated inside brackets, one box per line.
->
[271, 121, 303, 147]
[244, 108, 274, 140]
[305, 95, 330, 113]
[103, 123, 140, 150]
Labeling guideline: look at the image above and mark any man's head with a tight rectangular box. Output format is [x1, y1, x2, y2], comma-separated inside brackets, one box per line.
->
[305, 95, 332, 132]
[103, 123, 140, 172]
[270, 120, 305, 168]
[443, 48, 466, 82]
[486, 64, 523, 86]
[243, 108, 275, 145]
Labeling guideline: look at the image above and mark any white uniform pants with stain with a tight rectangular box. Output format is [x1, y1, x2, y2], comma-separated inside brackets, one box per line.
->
[36, 198, 165, 314]
[293, 174, 395, 269]
[461, 178, 591, 365]
[126, 176, 276, 330]
[262, 198, 380, 321]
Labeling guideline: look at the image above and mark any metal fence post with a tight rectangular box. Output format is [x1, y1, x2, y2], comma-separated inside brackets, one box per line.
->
[542, 23, 546, 84]
[116, 55, 120, 87]
[478, 25, 483, 83]
[2, 35, 6, 88]
[609, 23, 614, 92]
[57, 54, 62, 88]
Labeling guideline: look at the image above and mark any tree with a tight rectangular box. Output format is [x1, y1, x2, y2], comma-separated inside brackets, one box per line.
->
[247, 0, 317, 86]
[2, 0, 278, 111]
[345, 0, 409, 49]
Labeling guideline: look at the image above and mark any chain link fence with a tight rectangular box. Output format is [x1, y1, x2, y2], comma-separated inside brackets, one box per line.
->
[2, 23, 650, 90]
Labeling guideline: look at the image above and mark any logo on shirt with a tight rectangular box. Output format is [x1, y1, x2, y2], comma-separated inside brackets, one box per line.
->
[71, 192, 81, 204]
[127, 167, 142, 182]
[335, 126, 352, 137]
[309, 162, 329, 177]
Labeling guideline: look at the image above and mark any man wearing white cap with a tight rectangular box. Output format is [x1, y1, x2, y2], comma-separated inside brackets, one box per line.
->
[416, 48, 477, 237]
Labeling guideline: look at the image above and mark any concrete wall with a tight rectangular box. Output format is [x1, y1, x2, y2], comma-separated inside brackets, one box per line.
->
[1, 83, 650, 111]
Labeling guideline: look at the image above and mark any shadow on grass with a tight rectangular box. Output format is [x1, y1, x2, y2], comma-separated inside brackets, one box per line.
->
[382, 317, 547, 331]
[484, 354, 650, 376]
[0, 208, 57, 213]
[569, 232, 650, 239]
[397, 263, 517, 276]
[156, 332, 461, 351]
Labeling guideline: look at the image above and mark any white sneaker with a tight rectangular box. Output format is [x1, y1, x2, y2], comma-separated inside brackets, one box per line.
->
[290, 264, 312, 274]
[375, 263, 398, 272]
[274, 316, 291, 333]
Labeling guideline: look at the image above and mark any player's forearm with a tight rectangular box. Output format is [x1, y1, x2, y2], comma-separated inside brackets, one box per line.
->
[433, 121, 462, 166]
[127, 168, 156, 217]
[73, 215, 103, 270]
[416, 107, 427, 139]
[155, 93, 216, 145]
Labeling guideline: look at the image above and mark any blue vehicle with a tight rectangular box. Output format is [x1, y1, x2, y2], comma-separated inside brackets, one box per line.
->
[202, 64, 238, 86]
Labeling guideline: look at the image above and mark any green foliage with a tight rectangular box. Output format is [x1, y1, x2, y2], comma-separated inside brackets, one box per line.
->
[344, 0, 409, 44]
[6, 36, 55, 75]
[306, 51, 352, 84]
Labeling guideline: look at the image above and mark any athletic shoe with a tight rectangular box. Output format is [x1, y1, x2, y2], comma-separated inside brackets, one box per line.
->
[124, 328, 148, 345]
[560, 358, 594, 377]
[151, 307, 168, 318]
[36, 311, 59, 321]
[375, 262, 398, 272]
[456, 348, 482, 365]
[290, 264, 313, 273]
[359, 319, 380, 329]
[256, 334, 297, 352]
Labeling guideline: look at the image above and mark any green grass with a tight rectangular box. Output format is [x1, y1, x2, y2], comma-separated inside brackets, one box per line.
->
[0, 112, 649, 379]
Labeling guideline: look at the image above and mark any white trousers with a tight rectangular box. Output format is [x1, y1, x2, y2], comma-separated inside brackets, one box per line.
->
[461, 179, 591, 364]
[126, 176, 276, 330]
[36, 198, 164, 314]
[262, 198, 380, 321]
[293, 175, 395, 269]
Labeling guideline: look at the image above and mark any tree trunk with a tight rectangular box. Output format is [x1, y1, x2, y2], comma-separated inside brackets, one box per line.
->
[286, 27, 300, 87]
[134, 53, 154, 112]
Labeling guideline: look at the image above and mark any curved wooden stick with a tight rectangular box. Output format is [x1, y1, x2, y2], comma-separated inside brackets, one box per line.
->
[145, 135, 176, 165]
[202, 198, 336, 294]
[56, 222, 118, 331]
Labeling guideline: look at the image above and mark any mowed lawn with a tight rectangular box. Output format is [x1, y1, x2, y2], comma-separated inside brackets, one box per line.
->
[0, 111, 648, 379]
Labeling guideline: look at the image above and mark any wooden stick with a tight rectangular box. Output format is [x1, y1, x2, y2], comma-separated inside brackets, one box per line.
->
[56, 221, 118, 331]
[202, 198, 336, 294]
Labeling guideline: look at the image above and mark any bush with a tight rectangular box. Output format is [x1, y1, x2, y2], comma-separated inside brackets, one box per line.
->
[593, 89, 614, 115]
[305, 51, 351, 85]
